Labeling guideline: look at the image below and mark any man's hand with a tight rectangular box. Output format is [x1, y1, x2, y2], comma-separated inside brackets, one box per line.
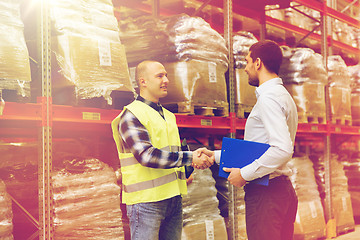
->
[192, 147, 214, 169]
[223, 167, 246, 188]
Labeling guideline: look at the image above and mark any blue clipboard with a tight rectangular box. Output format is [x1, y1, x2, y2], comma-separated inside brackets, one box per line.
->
[219, 137, 270, 186]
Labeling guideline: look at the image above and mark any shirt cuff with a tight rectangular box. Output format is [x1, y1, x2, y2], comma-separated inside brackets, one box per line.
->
[240, 161, 260, 181]
[183, 151, 193, 166]
[214, 150, 221, 165]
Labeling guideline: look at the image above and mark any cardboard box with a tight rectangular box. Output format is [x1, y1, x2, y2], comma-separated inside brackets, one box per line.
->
[182, 218, 228, 240]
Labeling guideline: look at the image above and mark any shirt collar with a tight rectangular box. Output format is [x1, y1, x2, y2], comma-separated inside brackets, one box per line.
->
[255, 77, 283, 98]
[136, 96, 164, 118]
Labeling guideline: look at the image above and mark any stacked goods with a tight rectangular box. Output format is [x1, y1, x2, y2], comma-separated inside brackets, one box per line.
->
[182, 168, 228, 240]
[340, 151, 360, 219]
[0, 141, 39, 239]
[312, 154, 355, 235]
[53, 158, 124, 239]
[120, 14, 229, 68]
[235, 188, 247, 240]
[161, 60, 228, 116]
[164, 14, 228, 69]
[161, 14, 228, 115]
[120, 14, 229, 115]
[279, 47, 327, 124]
[0, 0, 31, 100]
[119, 16, 170, 67]
[288, 156, 326, 239]
[50, 0, 133, 105]
[233, 31, 258, 118]
[327, 55, 352, 125]
[348, 65, 360, 125]
[0, 180, 13, 240]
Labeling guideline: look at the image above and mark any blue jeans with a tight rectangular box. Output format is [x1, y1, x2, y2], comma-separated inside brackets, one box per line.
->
[126, 195, 183, 240]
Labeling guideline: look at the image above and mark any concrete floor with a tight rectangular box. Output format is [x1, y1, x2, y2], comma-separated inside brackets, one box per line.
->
[332, 225, 360, 240]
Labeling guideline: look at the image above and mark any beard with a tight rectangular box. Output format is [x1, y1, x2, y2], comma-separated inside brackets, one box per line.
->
[248, 75, 259, 87]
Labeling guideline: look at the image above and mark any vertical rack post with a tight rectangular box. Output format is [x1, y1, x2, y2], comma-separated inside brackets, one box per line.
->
[321, 1, 336, 238]
[224, 0, 237, 239]
[152, 0, 160, 17]
[38, 0, 53, 239]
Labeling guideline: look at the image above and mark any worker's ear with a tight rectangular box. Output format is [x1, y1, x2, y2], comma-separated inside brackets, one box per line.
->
[255, 58, 261, 70]
[139, 77, 146, 87]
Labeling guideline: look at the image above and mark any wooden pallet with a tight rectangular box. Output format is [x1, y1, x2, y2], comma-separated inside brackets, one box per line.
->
[298, 112, 326, 124]
[163, 102, 229, 117]
[331, 115, 352, 126]
[235, 104, 253, 119]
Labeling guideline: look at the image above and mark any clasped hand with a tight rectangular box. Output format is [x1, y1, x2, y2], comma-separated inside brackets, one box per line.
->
[191, 148, 215, 170]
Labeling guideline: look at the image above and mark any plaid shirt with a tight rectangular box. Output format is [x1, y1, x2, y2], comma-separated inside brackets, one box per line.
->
[118, 96, 193, 169]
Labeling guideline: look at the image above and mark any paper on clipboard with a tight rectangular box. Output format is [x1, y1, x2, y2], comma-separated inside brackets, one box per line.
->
[219, 137, 270, 186]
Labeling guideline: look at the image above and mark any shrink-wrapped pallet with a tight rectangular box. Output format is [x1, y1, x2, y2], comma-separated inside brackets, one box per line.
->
[50, 0, 133, 105]
[232, 32, 257, 118]
[279, 47, 327, 124]
[348, 65, 360, 125]
[161, 60, 228, 116]
[164, 14, 228, 69]
[0, 0, 31, 99]
[312, 154, 355, 234]
[119, 16, 171, 66]
[288, 156, 326, 239]
[235, 187, 247, 240]
[120, 14, 229, 69]
[328, 55, 352, 125]
[341, 152, 360, 218]
[233, 31, 257, 69]
[53, 158, 124, 240]
[0, 180, 13, 240]
[182, 168, 227, 240]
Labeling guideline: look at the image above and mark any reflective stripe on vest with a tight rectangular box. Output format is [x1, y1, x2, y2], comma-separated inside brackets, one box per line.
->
[123, 170, 186, 193]
[120, 145, 181, 167]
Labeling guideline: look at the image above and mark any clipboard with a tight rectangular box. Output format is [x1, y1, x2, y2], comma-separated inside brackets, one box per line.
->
[219, 137, 270, 186]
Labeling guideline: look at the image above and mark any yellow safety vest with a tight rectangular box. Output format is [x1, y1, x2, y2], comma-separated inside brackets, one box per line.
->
[111, 100, 187, 205]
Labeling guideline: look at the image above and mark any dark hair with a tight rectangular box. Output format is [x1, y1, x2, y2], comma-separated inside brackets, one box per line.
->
[249, 40, 282, 75]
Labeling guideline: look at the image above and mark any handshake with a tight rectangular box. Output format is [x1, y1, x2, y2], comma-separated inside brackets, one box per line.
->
[191, 148, 215, 170]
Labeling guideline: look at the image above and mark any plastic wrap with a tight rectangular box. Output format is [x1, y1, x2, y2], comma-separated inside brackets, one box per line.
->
[0, 0, 31, 98]
[53, 158, 124, 240]
[328, 55, 351, 88]
[0, 180, 13, 240]
[341, 152, 360, 217]
[119, 14, 229, 69]
[52, 35, 133, 104]
[182, 168, 227, 239]
[284, 82, 326, 123]
[119, 16, 172, 66]
[288, 156, 326, 239]
[235, 188, 247, 240]
[166, 14, 229, 69]
[50, 0, 120, 41]
[233, 31, 258, 69]
[235, 68, 256, 107]
[349, 65, 360, 123]
[51, 0, 133, 104]
[312, 154, 355, 233]
[161, 60, 228, 112]
[280, 47, 327, 84]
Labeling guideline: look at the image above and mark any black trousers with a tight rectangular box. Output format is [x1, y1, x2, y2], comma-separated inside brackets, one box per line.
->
[244, 175, 298, 240]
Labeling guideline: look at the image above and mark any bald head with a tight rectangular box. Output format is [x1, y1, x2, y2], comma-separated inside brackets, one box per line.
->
[135, 60, 159, 88]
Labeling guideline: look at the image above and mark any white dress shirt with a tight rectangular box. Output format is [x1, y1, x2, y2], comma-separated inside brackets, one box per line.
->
[215, 78, 298, 181]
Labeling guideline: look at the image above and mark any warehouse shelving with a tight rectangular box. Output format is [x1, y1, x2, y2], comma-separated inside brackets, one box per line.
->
[0, 0, 360, 239]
